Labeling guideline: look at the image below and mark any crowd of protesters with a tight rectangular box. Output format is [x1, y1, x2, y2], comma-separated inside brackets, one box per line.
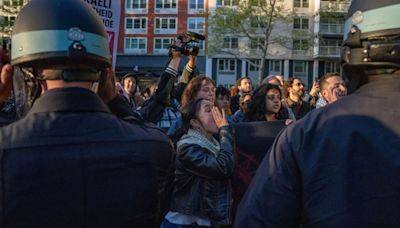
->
[0, 0, 399, 227]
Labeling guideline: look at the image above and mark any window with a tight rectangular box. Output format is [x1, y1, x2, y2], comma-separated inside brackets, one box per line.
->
[249, 59, 260, 71]
[155, 17, 177, 34]
[126, 17, 147, 29]
[216, 0, 239, 7]
[294, 0, 309, 8]
[3, 0, 27, 6]
[250, 37, 265, 49]
[319, 39, 341, 56]
[188, 17, 205, 33]
[293, 39, 309, 50]
[270, 60, 281, 73]
[125, 17, 147, 34]
[2, 16, 15, 27]
[320, 16, 345, 34]
[125, 37, 147, 53]
[293, 60, 308, 87]
[155, 0, 177, 11]
[325, 61, 340, 74]
[126, 0, 147, 9]
[154, 37, 174, 54]
[293, 17, 309, 30]
[189, 0, 204, 10]
[223, 37, 238, 49]
[293, 60, 307, 73]
[218, 59, 236, 72]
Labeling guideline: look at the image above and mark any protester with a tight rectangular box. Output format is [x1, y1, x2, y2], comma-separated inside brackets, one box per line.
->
[168, 75, 216, 140]
[0, 0, 174, 227]
[142, 79, 158, 100]
[162, 98, 233, 227]
[216, 86, 232, 117]
[120, 72, 144, 111]
[140, 36, 198, 133]
[180, 76, 216, 108]
[316, 72, 347, 108]
[245, 83, 291, 125]
[230, 77, 252, 114]
[229, 93, 251, 124]
[262, 75, 284, 87]
[235, 0, 400, 226]
[282, 76, 312, 120]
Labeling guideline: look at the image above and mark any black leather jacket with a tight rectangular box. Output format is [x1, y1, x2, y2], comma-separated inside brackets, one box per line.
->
[0, 88, 174, 228]
[170, 126, 234, 225]
[236, 76, 400, 227]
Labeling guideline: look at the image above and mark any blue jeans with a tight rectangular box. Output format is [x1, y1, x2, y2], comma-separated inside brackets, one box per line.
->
[161, 218, 210, 228]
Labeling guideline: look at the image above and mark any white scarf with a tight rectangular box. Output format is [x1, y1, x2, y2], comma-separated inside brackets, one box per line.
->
[177, 129, 220, 156]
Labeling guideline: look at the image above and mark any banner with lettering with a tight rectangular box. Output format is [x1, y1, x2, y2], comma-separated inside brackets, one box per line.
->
[84, 0, 121, 69]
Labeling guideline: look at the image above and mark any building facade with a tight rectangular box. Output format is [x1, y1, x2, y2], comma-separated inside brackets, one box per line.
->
[0, 0, 349, 88]
[205, 0, 349, 88]
[0, 0, 29, 41]
[116, 0, 208, 78]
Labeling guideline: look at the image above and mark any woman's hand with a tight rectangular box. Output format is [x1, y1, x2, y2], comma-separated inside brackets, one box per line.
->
[285, 119, 293, 126]
[212, 106, 228, 129]
[0, 64, 13, 103]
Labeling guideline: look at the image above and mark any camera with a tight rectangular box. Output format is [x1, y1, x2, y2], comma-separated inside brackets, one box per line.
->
[171, 31, 205, 56]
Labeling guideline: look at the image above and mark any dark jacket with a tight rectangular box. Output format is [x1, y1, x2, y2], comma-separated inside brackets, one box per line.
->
[235, 77, 400, 227]
[230, 94, 241, 114]
[140, 63, 195, 125]
[0, 87, 174, 228]
[171, 126, 234, 225]
[282, 96, 312, 120]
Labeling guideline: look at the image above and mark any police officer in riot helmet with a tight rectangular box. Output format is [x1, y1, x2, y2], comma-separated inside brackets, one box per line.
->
[0, 0, 173, 227]
[235, 0, 400, 227]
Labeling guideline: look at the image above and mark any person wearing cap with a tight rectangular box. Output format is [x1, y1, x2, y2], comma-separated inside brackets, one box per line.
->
[235, 0, 400, 227]
[119, 72, 144, 111]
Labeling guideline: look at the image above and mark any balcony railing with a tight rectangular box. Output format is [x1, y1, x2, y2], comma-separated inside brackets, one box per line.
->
[319, 23, 344, 34]
[319, 46, 341, 57]
[320, 1, 350, 12]
[292, 50, 312, 57]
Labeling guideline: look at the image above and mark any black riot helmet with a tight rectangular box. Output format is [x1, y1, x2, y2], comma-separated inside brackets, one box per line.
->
[341, 0, 400, 92]
[10, 0, 111, 118]
[11, 0, 111, 74]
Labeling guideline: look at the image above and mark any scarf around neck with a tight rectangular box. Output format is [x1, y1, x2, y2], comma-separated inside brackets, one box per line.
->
[177, 129, 220, 156]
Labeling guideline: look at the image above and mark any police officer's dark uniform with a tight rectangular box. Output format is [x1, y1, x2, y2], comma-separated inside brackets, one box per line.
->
[0, 0, 173, 227]
[235, 1, 400, 227]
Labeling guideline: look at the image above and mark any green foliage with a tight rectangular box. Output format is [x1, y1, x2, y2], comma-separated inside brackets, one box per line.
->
[208, 0, 309, 84]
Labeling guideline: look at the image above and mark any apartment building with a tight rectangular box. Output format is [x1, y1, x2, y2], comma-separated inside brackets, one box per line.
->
[0, 0, 29, 39]
[0, 0, 349, 88]
[116, 0, 208, 78]
[313, 0, 349, 80]
[205, 0, 349, 88]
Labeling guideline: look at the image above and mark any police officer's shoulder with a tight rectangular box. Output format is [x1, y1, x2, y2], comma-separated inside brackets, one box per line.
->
[117, 115, 170, 142]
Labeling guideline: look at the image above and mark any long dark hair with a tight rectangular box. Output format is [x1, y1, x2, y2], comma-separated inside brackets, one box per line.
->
[181, 75, 215, 107]
[173, 98, 205, 142]
[245, 84, 281, 121]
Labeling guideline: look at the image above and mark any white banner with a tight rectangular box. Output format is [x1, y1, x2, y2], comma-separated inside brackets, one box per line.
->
[84, 0, 121, 69]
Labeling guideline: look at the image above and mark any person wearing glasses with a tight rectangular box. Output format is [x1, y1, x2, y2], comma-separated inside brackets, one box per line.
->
[282, 76, 312, 120]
